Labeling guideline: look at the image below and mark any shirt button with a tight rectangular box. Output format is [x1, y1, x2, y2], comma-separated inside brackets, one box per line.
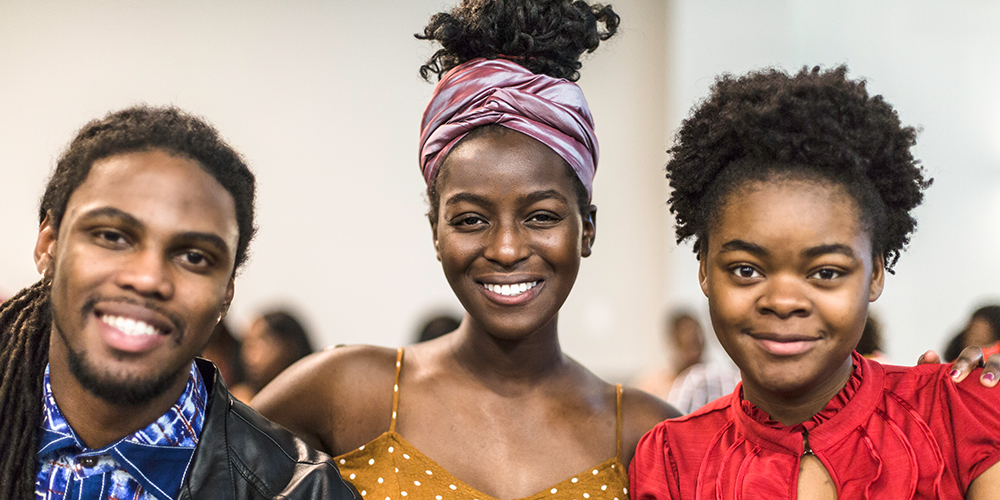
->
[79, 456, 98, 468]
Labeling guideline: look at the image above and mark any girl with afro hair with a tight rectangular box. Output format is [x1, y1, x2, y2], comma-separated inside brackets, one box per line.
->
[629, 66, 1000, 498]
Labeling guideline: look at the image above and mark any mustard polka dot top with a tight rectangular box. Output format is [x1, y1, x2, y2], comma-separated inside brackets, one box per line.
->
[335, 348, 629, 500]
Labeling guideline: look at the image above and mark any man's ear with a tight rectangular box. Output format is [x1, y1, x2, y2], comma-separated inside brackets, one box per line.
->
[581, 204, 597, 258]
[34, 213, 57, 277]
[220, 276, 235, 321]
[869, 254, 885, 302]
[698, 253, 709, 298]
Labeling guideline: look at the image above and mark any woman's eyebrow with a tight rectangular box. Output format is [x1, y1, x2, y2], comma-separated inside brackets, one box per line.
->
[444, 192, 490, 207]
[522, 189, 568, 205]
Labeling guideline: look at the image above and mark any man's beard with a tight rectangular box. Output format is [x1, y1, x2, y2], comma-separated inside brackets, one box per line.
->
[53, 313, 187, 406]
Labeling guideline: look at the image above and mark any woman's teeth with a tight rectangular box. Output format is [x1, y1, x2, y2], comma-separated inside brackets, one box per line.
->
[483, 281, 538, 296]
[100, 314, 162, 336]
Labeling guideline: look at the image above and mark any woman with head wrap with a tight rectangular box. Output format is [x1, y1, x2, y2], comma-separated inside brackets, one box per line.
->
[253, 1, 678, 499]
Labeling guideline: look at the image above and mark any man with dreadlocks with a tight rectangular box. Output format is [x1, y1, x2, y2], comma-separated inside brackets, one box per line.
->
[0, 106, 357, 500]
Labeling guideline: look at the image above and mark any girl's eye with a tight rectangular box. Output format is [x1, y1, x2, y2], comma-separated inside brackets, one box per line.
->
[810, 268, 843, 280]
[731, 265, 761, 279]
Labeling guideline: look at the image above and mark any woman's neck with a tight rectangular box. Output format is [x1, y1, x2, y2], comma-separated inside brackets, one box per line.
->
[447, 314, 567, 389]
[742, 355, 855, 426]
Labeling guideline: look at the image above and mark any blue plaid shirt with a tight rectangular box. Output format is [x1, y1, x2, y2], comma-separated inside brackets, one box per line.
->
[35, 362, 207, 500]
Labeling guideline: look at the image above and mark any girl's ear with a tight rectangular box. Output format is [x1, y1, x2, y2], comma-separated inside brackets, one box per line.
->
[869, 254, 886, 302]
[34, 213, 57, 277]
[581, 204, 597, 258]
[698, 252, 709, 297]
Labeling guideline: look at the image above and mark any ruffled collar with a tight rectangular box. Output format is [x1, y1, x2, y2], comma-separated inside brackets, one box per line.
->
[729, 352, 884, 455]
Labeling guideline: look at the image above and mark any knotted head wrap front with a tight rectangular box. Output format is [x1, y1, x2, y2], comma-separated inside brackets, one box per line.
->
[419, 57, 599, 200]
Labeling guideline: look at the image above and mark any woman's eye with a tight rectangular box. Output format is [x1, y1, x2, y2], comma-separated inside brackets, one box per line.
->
[528, 212, 560, 223]
[452, 215, 486, 227]
[731, 265, 761, 279]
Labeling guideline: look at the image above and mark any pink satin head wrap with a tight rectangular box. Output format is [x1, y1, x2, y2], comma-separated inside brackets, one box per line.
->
[419, 58, 599, 200]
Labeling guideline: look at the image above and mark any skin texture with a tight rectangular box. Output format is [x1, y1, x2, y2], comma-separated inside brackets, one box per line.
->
[253, 129, 677, 499]
[35, 149, 238, 449]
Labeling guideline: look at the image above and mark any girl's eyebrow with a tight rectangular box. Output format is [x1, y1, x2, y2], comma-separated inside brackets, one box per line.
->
[802, 244, 856, 259]
[720, 239, 768, 257]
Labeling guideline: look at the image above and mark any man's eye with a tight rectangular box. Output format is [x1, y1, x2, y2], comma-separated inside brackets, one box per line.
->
[181, 251, 208, 266]
[732, 265, 761, 279]
[95, 230, 126, 245]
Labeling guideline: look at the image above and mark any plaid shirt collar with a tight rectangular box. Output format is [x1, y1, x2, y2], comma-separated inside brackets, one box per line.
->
[38, 361, 208, 500]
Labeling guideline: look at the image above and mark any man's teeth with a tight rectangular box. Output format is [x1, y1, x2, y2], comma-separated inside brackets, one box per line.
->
[483, 281, 538, 296]
[100, 315, 162, 336]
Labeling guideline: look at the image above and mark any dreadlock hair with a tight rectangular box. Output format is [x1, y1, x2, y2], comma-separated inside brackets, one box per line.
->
[666, 65, 931, 273]
[418, 0, 615, 223]
[1, 105, 256, 498]
[0, 281, 51, 499]
[416, 0, 620, 83]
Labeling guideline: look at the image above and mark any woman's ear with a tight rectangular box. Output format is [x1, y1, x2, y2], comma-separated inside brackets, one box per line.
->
[34, 213, 57, 277]
[430, 217, 441, 262]
[581, 204, 597, 258]
[869, 254, 885, 302]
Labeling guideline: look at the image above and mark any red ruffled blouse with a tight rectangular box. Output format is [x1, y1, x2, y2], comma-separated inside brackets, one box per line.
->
[630, 353, 1000, 499]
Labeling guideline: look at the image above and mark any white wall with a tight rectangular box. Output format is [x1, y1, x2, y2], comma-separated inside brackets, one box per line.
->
[0, 0, 672, 380]
[665, 0, 1000, 363]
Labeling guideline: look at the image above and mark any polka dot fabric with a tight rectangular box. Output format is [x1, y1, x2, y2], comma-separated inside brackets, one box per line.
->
[335, 348, 629, 500]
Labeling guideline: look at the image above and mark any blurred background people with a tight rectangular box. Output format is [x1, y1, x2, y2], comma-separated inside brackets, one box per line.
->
[631, 310, 740, 414]
[944, 305, 1000, 362]
[858, 314, 890, 363]
[199, 320, 246, 388]
[413, 313, 461, 343]
[232, 309, 315, 401]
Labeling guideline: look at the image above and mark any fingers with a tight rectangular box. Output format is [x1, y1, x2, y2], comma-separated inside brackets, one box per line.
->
[950, 346, 985, 383]
[980, 353, 1000, 387]
[917, 350, 941, 365]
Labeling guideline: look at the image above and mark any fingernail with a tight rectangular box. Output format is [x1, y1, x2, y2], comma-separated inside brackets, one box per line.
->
[983, 373, 995, 383]
[950, 369, 960, 379]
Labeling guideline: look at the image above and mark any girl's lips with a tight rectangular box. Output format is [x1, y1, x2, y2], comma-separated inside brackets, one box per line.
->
[752, 335, 819, 356]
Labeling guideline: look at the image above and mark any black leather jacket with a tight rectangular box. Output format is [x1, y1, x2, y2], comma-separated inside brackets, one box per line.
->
[176, 358, 358, 500]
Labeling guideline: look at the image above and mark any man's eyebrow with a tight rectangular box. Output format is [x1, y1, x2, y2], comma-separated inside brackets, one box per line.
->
[802, 244, 856, 260]
[719, 239, 770, 258]
[77, 206, 141, 226]
[175, 232, 231, 255]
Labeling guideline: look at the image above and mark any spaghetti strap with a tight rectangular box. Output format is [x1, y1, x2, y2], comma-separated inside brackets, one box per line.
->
[615, 383, 623, 461]
[390, 347, 404, 433]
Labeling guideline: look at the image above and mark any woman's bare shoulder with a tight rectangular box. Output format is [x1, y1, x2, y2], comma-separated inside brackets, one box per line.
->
[620, 386, 681, 469]
[251, 344, 400, 454]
